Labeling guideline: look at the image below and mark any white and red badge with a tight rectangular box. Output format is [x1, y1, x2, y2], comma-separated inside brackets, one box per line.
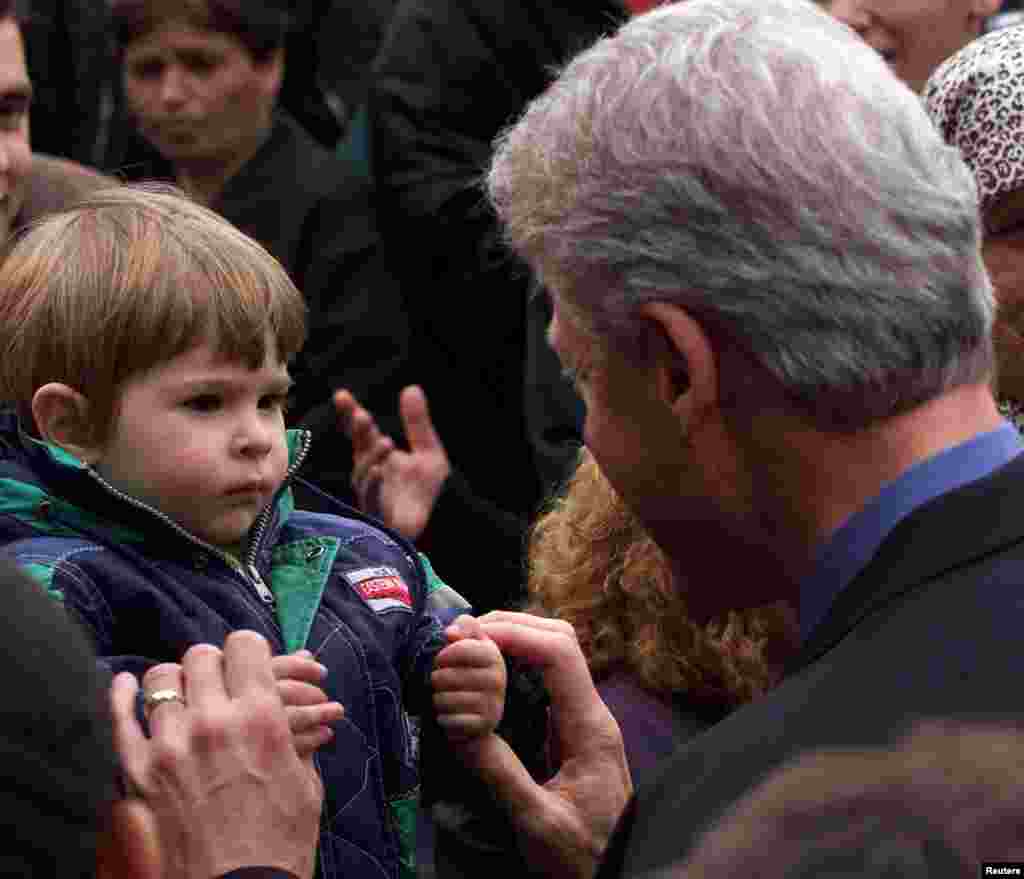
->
[343, 566, 412, 613]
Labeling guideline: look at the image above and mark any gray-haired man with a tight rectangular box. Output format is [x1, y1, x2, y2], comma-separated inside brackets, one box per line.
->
[455, 0, 1024, 876]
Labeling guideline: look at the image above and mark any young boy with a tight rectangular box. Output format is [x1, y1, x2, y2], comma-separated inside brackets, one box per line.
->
[0, 185, 508, 879]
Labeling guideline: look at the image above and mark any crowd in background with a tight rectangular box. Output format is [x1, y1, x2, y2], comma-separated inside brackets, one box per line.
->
[7, 0, 1024, 877]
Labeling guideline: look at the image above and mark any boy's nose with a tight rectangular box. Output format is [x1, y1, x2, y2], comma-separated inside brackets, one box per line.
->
[234, 415, 275, 458]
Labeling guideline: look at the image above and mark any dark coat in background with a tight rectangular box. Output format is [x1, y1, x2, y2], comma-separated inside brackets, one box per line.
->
[23, 0, 113, 168]
[369, 0, 626, 613]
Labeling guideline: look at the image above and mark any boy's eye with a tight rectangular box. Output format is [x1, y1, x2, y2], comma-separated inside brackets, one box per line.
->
[184, 394, 221, 413]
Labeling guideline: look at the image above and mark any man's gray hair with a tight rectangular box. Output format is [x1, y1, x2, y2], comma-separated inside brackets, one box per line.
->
[488, 0, 994, 430]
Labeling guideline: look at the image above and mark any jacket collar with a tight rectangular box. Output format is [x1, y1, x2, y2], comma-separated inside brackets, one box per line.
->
[792, 451, 1024, 671]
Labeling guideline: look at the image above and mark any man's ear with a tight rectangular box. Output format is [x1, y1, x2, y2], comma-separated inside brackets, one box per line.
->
[96, 799, 161, 879]
[31, 383, 102, 463]
[639, 301, 718, 420]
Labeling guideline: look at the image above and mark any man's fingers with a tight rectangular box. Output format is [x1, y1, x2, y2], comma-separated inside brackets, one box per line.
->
[478, 616, 611, 753]
[445, 613, 485, 642]
[477, 610, 576, 634]
[110, 671, 149, 788]
[400, 385, 443, 454]
[333, 390, 361, 437]
[142, 662, 188, 736]
[337, 391, 384, 454]
[221, 630, 277, 699]
[360, 466, 384, 518]
[351, 436, 395, 489]
[181, 644, 227, 711]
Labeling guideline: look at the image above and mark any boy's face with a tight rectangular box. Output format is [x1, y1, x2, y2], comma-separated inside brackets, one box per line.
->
[93, 339, 291, 550]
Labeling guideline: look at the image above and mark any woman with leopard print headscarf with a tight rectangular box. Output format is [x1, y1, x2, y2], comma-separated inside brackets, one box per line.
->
[926, 26, 1024, 428]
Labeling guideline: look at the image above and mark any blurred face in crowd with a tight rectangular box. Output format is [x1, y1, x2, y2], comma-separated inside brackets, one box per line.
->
[822, 0, 1000, 93]
[0, 17, 32, 243]
[122, 21, 282, 171]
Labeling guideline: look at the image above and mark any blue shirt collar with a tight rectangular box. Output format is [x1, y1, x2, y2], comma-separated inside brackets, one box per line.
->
[799, 421, 1024, 642]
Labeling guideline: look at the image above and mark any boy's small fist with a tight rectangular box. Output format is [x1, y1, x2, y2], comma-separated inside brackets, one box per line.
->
[432, 615, 508, 743]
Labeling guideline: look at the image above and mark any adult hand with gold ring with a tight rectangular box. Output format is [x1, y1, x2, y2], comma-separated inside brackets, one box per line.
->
[112, 632, 324, 879]
[143, 687, 185, 718]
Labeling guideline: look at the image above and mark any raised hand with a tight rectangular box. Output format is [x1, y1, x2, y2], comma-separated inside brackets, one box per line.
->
[334, 385, 451, 540]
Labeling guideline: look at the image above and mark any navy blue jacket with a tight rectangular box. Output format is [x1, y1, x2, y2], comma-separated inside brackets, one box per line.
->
[0, 415, 469, 879]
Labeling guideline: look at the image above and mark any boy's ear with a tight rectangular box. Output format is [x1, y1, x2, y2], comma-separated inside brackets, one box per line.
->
[31, 383, 102, 463]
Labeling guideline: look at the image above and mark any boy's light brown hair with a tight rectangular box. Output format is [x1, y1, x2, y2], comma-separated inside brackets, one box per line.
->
[0, 183, 306, 444]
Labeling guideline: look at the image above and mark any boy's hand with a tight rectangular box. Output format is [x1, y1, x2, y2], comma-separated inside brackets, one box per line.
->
[432, 614, 507, 743]
[272, 650, 344, 756]
[334, 385, 451, 540]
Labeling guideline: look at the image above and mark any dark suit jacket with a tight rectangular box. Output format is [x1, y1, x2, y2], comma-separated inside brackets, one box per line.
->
[597, 449, 1024, 878]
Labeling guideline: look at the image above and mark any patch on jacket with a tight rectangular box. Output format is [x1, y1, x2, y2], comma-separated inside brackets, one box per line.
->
[343, 566, 412, 613]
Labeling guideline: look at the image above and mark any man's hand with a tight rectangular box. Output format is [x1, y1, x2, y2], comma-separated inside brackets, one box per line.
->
[334, 385, 451, 540]
[433, 614, 507, 744]
[112, 631, 324, 879]
[462, 612, 633, 879]
[271, 650, 345, 756]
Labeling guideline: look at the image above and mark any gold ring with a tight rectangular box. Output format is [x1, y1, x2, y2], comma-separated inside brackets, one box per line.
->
[143, 688, 185, 714]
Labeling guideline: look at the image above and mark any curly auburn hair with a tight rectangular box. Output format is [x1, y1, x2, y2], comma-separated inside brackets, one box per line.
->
[527, 449, 796, 708]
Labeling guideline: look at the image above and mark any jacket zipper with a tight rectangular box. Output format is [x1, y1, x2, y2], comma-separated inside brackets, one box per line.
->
[83, 429, 312, 608]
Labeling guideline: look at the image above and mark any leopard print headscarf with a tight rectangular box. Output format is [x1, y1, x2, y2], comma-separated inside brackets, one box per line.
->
[925, 26, 1024, 232]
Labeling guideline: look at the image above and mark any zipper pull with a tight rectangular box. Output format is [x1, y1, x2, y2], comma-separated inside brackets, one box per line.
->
[248, 564, 275, 605]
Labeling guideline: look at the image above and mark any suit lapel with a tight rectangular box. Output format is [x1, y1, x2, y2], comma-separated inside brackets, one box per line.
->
[791, 452, 1024, 672]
